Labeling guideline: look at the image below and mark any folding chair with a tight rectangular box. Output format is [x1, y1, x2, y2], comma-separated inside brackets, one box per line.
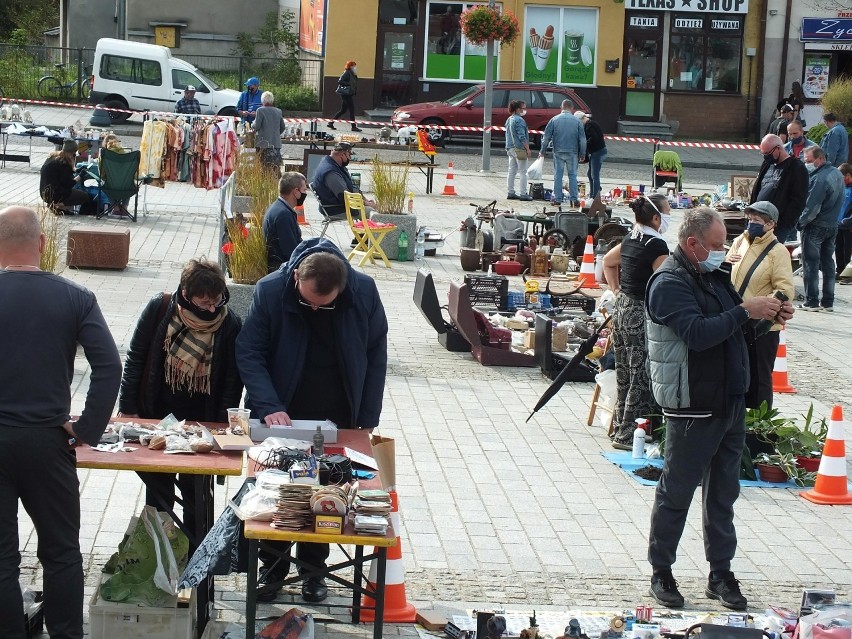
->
[309, 183, 347, 238]
[652, 149, 683, 191]
[96, 149, 152, 222]
[342, 191, 396, 268]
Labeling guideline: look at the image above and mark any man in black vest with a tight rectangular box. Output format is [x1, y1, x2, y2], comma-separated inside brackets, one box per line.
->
[310, 142, 375, 217]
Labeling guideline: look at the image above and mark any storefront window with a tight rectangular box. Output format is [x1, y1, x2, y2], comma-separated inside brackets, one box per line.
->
[424, 1, 499, 81]
[379, 0, 419, 26]
[523, 6, 599, 86]
[668, 14, 742, 93]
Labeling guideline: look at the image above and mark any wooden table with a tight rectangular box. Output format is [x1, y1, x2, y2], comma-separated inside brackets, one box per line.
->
[244, 430, 396, 639]
[76, 419, 244, 638]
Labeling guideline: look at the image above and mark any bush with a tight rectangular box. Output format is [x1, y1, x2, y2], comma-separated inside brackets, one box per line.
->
[821, 76, 852, 124]
[806, 123, 827, 143]
[270, 84, 319, 111]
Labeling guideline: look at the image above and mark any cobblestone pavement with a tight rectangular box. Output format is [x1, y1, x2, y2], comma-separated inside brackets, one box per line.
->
[2, 109, 851, 635]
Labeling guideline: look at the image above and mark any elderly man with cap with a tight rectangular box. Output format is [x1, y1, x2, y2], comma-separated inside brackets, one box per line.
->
[39, 139, 94, 213]
[310, 142, 375, 217]
[237, 77, 262, 123]
[174, 85, 201, 115]
[726, 200, 794, 410]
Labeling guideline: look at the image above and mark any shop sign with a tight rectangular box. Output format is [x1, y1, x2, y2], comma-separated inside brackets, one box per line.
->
[712, 19, 741, 29]
[801, 18, 852, 42]
[805, 42, 852, 51]
[629, 16, 659, 27]
[674, 18, 703, 28]
[625, 0, 748, 13]
[802, 55, 831, 99]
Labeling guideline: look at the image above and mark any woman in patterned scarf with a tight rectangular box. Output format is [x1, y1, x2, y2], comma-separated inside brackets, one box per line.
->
[118, 259, 243, 543]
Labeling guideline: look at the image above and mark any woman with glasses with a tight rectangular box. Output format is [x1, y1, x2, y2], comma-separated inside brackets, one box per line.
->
[117, 259, 243, 540]
[602, 194, 671, 449]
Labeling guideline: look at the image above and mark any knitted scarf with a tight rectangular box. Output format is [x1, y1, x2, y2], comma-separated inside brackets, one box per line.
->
[163, 305, 227, 394]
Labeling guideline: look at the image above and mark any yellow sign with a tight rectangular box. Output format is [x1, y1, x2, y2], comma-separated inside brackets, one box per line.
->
[155, 26, 178, 48]
[626, 77, 636, 89]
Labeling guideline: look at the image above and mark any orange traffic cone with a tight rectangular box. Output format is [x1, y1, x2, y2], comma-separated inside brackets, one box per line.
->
[295, 205, 308, 225]
[360, 491, 416, 623]
[802, 405, 852, 505]
[441, 162, 457, 196]
[577, 235, 599, 289]
[772, 327, 796, 393]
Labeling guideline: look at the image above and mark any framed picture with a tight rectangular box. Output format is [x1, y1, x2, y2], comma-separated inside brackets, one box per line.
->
[303, 148, 330, 183]
[731, 174, 757, 202]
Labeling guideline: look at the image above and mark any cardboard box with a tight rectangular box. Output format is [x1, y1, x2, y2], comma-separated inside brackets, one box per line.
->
[314, 515, 344, 535]
[249, 418, 338, 443]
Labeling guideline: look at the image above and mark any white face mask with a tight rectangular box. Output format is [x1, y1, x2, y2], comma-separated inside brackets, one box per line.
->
[352, 66, 357, 74]
[805, 162, 815, 172]
[659, 214, 671, 234]
[519, 109, 527, 116]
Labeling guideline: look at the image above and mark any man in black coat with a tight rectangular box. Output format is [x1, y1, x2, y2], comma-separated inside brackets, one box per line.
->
[262, 172, 307, 272]
[750, 134, 809, 243]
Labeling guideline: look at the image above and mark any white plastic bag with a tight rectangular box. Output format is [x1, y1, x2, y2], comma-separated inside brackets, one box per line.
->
[527, 155, 544, 180]
[140, 505, 180, 596]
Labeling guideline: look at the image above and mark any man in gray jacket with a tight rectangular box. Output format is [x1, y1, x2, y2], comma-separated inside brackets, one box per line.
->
[645, 208, 792, 611]
[539, 100, 586, 207]
[797, 146, 846, 311]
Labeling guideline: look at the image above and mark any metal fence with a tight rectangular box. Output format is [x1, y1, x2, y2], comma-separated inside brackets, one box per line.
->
[0, 43, 323, 109]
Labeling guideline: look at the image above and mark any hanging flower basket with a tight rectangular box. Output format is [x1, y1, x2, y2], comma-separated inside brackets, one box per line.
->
[460, 5, 520, 48]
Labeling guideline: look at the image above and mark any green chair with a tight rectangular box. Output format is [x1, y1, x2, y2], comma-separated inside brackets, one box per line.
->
[652, 150, 683, 191]
[96, 148, 152, 222]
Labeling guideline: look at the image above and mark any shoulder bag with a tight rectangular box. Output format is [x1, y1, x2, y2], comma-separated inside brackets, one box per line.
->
[736, 239, 778, 297]
[506, 116, 528, 160]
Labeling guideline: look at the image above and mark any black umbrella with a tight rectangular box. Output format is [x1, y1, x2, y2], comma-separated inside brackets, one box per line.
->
[526, 315, 612, 422]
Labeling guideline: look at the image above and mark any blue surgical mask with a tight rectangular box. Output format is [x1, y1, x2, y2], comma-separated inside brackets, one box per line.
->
[747, 222, 765, 238]
[695, 240, 726, 272]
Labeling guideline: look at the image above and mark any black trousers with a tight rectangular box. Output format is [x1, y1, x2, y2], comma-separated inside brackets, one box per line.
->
[745, 330, 780, 411]
[332, 94, 356, 124]
[0, 427, 83, 639]
[835, 229, 852, 275]
[648, 396, 745, 574]
[139, 472, 197, 551]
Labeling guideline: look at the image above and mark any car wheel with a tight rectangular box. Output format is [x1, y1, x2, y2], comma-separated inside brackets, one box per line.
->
[218, 106, 237, 117]
[421, 118, 449, 144]
[103, 98, 130, 123]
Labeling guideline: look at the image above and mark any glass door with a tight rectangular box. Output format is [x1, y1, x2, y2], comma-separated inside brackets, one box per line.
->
[374, 0, 420, 108]
[622, 13, 663, 120]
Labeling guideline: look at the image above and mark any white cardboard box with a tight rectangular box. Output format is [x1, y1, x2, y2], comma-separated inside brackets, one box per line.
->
[249, 418, 338, 443]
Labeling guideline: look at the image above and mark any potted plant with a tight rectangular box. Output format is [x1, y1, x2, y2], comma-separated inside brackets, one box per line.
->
[368, 156, 416, 261]
[459, 5, 520, 47]
[790, 404, 827, 472]
[753, 452, 796, 483]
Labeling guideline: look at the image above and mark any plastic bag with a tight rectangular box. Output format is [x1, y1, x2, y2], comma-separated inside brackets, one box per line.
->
[527, 155, 544, 180]
[229, 481, 280, 521]
[257, 608, 314, 639]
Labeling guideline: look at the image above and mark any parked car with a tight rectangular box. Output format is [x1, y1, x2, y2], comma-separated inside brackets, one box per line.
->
[88, 38, 241, 122]
[391, 82, 591, 146]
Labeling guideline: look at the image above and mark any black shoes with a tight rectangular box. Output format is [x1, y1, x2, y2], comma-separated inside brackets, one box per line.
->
[301, 576, 328, 602]
[327, 122, 336, 130]
[649, 571, 685, 608]
[352, 125, 361, 132]
[256, 564, 288, 602]
[706, 571, 748, 610]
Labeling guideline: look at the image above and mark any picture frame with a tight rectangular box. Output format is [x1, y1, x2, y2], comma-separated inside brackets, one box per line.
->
[731, 174, 757, 202]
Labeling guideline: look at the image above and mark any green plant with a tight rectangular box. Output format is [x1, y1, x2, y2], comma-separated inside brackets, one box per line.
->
[753, 452, 816, 487]
[370, 157, 410, 215]
[806, 123, 828, 143]
[821, 76, 852, 124]
[225, 214, 268, 284]
[459, 5, 520, 48]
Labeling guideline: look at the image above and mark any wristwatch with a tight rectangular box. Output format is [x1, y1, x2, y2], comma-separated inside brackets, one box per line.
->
[742, 306, 750, 320]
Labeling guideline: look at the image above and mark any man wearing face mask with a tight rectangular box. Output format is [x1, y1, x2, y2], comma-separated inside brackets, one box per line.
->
[726, 201, 794, 409]
[263, 172, 308, 271]
[311, 142, 376, 217]
[750, 134, 809, 244]
[782, 121, 816, 160]
[645, 208, 793, 612]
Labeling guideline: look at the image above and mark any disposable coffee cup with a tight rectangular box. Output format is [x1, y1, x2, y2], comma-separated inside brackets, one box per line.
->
[227, 408, 250, 432]
[564, 30, 584, 65]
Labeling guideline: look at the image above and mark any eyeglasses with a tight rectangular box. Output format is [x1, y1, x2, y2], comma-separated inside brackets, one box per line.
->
[296, 281, 336, 311]
[190, 294, 227, 311]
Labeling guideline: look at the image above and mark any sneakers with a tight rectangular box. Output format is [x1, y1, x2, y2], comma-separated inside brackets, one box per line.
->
[611, 439, 632, 451]
[650, 571, 685, 608]
[518, 194, 533, 201]
[822, 306, 834, 312]
[507, 193, 519, 200]
[796, 303, 821, 312]
[706, 571, 748, 610]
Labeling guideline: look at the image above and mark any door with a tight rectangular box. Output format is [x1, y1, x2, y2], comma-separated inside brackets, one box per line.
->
[374, 0, 420, 108]
[171, 68, 212, 112]
[621, 13, 663, 121]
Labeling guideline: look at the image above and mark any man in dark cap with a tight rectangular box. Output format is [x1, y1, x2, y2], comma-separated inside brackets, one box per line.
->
[310, 142, 375, 216]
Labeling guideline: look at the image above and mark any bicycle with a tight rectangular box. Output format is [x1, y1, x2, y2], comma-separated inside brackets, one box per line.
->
[38, 63, 91, 101]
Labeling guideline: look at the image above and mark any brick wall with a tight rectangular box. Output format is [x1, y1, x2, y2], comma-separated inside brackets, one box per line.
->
[662, 94, 750, 140]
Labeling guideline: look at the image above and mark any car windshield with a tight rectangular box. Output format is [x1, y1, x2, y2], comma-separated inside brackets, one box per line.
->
[445, 85, 481, 106]
[193, 67, 221, 90]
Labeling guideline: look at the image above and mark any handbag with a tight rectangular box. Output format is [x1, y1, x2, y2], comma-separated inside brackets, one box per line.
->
[335, 84, 352, 96]
[506, 115, 527, 160]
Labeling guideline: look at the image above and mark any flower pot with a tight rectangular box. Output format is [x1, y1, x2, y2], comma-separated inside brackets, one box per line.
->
[795, 455, 821, 472]
[370, 211, 416, 261]
[460, 248, 481, 271]
[755, 462, 789, 483]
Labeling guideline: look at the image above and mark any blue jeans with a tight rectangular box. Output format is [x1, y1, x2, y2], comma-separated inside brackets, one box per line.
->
[801, 225, 837, 308]
[553, 152, 578, 202]
[506, 149, 529, 196]
[587, 148, 608, 198]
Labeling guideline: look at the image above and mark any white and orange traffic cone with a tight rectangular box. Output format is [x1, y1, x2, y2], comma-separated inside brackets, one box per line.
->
[802, 405, 852, 505]
[360, 491, 416, 623]
[576, 235, 599, 289]
[772, 327, 796, 394]
[441, 162, 457, 196]
[295, 204, 308, 225]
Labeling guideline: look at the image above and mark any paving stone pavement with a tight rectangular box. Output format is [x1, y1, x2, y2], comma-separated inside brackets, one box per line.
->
[2, 120, 851, 636]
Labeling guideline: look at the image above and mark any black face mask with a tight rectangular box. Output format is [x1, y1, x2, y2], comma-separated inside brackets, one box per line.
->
[176, 287, 228, 322]
[296, 191, 308, 206]
[342, 159, 350, 167]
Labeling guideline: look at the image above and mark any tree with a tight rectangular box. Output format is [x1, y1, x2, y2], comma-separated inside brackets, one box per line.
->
[0, 0, 59, 44]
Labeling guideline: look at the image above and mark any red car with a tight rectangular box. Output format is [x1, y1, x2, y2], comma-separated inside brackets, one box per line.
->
[391, 82, 590, 145]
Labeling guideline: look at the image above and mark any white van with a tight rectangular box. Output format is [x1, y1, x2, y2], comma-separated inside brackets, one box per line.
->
[89, 38, 241, 122]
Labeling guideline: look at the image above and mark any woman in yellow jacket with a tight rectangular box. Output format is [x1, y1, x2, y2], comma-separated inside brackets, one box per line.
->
[726, 200, 794, 410]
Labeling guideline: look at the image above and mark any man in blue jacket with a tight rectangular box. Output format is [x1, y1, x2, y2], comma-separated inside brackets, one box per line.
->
[236, 238, 388, 603]
[645, 208, 792, 611]
[262, 172, 306, 272]
[820, 112, 849, 167]
[236, 77, 262, 123]
[797, 146, 846, 311]
[539, 99, 586, 207]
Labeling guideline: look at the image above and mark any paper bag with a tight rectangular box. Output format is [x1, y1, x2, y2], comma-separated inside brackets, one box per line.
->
[370, 434, 396, 491]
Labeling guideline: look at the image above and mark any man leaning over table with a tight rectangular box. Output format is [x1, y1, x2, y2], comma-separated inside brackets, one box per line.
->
[236, 237, 388, 604]
[0, 206, 121, 639]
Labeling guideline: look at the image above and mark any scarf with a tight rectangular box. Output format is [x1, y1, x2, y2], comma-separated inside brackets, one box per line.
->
[630, 223, 663, 241]
[163, 305, 227, 395]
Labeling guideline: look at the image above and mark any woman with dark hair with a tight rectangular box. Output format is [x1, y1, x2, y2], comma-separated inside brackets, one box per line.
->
[602, 194, 671, 448]
[576, 111, 607, 199]
[117, 259, 243, 540]
[39, 139, 94, 212]
[776, 81, 806, 123]
[504, 99, 532, 201]
[329, 61, 360, 132]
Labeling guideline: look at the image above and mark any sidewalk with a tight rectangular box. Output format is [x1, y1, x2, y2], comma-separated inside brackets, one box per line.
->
[1, 137, 850, 635]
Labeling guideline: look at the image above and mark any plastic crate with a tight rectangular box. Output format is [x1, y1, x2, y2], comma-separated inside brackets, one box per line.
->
[550, 295, 596, 315]
[89, 575, 196, 639]
[464, 274, 509, 310]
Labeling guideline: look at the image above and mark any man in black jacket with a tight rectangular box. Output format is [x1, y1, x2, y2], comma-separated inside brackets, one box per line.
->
[310, 142, 375, 217]
[750, 134, 809, 243]
[263, 172, 306, 271]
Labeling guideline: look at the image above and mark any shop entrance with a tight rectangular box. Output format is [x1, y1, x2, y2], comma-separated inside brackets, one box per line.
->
[374, 0, 421, 108]
[621, 13, 663, 121]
